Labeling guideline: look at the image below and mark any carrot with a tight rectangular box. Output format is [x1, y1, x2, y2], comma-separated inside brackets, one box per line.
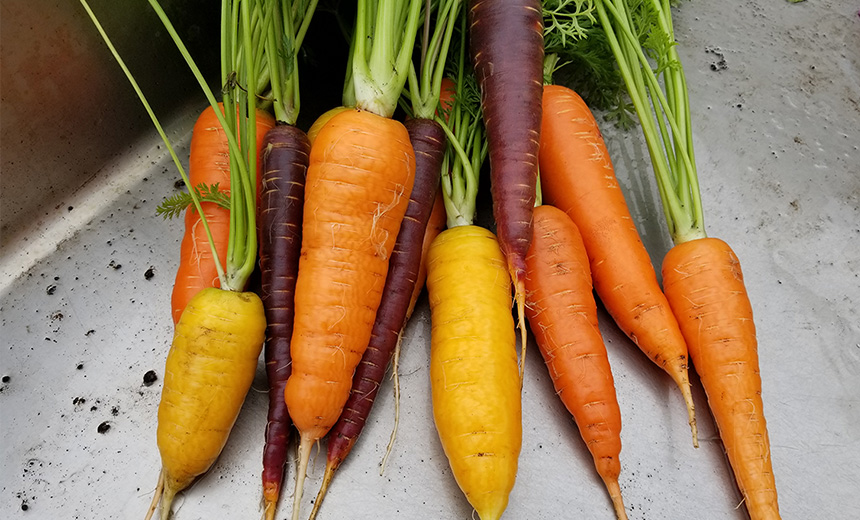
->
[256, 3, 318, 518]
[428, 225, 521, 520]
[524, 204, 627, 520]
[82, 1, 278, 518]
[592, 1, 780, 517]
[468, 0, 544, 369]
[257, 124, 311, 520]
[170, 105, 275, 324]
[284, 4, 423, 518]
[539, 82, 698, 445]
[306, 8, 460, 516]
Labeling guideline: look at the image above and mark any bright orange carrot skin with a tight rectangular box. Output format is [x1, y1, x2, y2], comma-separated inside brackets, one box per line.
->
[170, 105, 276, 324]
[539, 84, 697, 442]
[524, 205, 627, 520]
[662, 238, 779, 520]
[284, 108, 416, 442]
[171, 204, 230, 323]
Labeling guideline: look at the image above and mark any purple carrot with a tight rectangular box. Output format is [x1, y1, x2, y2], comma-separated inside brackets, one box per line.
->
[257, 124, 310, 520]
[307, 117, 446, 520]
[468, 0, 544, 371]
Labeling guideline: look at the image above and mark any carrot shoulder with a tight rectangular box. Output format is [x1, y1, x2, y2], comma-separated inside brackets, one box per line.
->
[539, 84, 697, 445]
[524, 204, 627, 520]
[662, 238, 779, 520]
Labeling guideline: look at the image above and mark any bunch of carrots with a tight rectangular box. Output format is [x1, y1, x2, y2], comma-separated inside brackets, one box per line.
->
[81, 0, 781, 519]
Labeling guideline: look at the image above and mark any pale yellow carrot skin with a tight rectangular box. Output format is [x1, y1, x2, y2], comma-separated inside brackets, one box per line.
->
[427, 225, 522, 520]
[154, 288, 266, 519]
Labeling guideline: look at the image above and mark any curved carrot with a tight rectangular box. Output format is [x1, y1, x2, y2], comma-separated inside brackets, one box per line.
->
[428, 225, 522, 520]
[468, 0, 544, 357]
[170, 105, 275, 324]
[524, 204, 627, 520]
[539, 84, 697, 445]
[152, 288, 266, 520]
[284, 107, 416, 519]
[662, 238, 779, 519]
[258, 124, 310, 520]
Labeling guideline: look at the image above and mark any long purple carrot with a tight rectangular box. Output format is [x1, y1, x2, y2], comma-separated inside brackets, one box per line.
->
[258, 124, 310, 520]
[468, 0, 544, 373]
[307, 117, 446, 520]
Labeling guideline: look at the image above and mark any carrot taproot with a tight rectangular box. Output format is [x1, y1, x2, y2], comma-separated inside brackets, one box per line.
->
[284, 107, 417, 519]
[308, 115, 446, 519]
[284, 3, 423, 518]
[524, 204, 627, 520]
[80, 1, 277, 518]
[255, 2, 319, 517]
[591, 1, 780, 516]
[428, 225, 522, 520]
[426, 41, 521, 518]
[662, 239, 778, 519]
[170, 105, 275, 324]
[539, 83, 698, 445]
[148, 288, 266, 520]
[468, 0, 544, 368]
[258, 125, 310, 520]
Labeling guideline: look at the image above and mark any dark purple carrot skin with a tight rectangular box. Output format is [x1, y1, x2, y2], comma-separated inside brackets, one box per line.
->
[326, 118, 446, 468]
[257, 124, 310, 508]
[468, 0, 544, 283]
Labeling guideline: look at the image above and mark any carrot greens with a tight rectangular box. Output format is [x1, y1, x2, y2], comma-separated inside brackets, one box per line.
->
[594, 0, 704, 244]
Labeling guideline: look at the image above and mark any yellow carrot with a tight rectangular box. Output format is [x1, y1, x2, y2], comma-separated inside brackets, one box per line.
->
[427, 225, 522, 520]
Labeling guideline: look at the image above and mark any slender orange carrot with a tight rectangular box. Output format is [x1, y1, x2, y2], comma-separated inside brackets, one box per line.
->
[662, 238, 779, 519]
[524, 204, 627, 520]
[539, 84, 697, 445]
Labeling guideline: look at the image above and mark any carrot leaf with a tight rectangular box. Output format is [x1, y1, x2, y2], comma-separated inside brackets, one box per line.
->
[594, 0, 706, 244]
[156, 183, 232, 220]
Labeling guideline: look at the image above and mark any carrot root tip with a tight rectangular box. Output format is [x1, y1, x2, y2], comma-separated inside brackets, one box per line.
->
[603, 478, 628, 520]
[143, 468, 165, 520]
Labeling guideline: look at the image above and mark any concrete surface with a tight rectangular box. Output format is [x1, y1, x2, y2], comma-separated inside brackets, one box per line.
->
[1, 1, 858, 519]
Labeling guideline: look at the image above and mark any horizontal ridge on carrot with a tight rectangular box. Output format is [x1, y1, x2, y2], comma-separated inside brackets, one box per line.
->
[592, 0, 780, 517]
[538, 79, 698, 446]
[524, 203, 628, 520]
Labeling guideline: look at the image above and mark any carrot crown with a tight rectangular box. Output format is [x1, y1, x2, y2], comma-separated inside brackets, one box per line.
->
[437, 12, 486, 228]
[593, 0, 706, 244]
[265, 0, 319, 125]
[348, 0, 423, 117]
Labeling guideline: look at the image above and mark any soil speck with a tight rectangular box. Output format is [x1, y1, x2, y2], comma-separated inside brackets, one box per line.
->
[85, 330, 95, 336]
[2, 375, 9, 383]
[46, 285, 57, 295]
[143, 370, 158, 386]
[77, 363, 84, 370]
[108, 260, 122, 270]
[97, 422, 111, 434]
[144, 267, 155, 280]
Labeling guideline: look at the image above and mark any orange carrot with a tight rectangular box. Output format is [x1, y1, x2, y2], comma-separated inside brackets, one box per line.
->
[170, 105, 275, 324]
[662, 239, 779, 519]
[539, 83, 697, 445]
[283, 108, 416, 519]
[590, 4, 781, 515]
[524, 204, 628, 520]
